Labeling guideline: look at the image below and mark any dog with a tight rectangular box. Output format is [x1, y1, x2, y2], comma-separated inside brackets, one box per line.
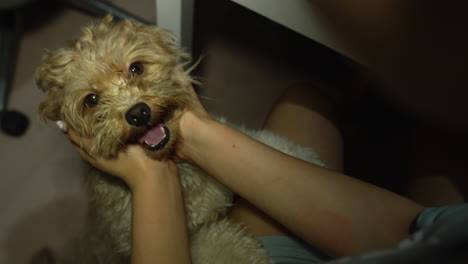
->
[36, 15, 324, 263]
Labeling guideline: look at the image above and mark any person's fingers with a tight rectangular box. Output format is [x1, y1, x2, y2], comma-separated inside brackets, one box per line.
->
[67, 128, 93, 149]
[66, 127, 97, 162]
[185, 85, 212, 120]
[71, 143, 97, 164]
[67, 128, 81, 145]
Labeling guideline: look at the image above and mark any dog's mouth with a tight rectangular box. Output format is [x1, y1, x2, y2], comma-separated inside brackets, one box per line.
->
[138, 120, 170, 151]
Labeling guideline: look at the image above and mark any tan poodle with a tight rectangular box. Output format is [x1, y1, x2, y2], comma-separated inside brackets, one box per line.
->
[36, 15, 323, 263]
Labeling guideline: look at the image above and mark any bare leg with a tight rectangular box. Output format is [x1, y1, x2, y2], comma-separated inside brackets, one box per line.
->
[263, 83, 343, 171]
[230, 83, 344, 236]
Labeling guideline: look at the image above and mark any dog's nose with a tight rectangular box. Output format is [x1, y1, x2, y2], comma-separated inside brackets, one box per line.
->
[126, 102, 151, 127]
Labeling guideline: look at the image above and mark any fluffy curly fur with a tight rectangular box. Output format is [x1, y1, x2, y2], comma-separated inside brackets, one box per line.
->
[36, 15, 324, 263]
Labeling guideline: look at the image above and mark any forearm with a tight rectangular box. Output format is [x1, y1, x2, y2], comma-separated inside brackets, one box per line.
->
[181, 113, 423, 256]
[66, 127, 191, 262]
[131, 171, 191, 264]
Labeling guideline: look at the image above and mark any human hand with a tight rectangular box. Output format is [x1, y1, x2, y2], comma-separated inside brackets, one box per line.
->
[182, 85, 212, 121]
[57, 121, 178, 190]
[176, 85, 215, 161]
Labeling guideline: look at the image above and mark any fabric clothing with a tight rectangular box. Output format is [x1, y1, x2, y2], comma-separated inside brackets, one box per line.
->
[256, 235, 330, 264]
[257, 204, 468, 264]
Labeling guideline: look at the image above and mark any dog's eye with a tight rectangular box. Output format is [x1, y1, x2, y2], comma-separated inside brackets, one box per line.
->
[84, 94, 99, 107]
[129, 62, 144, 75]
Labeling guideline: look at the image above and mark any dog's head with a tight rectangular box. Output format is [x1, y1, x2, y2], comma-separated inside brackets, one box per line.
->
[36, 15, 194, 159]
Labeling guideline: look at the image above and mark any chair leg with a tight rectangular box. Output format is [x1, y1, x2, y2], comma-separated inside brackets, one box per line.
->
[62, 0, 151, 24]
[0, 10, 20, 113]
[0, 10, 29, 137]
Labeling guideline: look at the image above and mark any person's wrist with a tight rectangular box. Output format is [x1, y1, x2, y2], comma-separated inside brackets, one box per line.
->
[127, 161, 178, 191]
[119, 167, 151, 191]
[178, 110, 212, 161]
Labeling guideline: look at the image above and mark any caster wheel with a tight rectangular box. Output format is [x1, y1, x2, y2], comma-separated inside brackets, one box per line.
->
[1, 110, 29, 137]
[30, 247, 55, 264]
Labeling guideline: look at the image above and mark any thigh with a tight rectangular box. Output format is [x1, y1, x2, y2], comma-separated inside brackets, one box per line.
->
[264, 83, 343, 171]
[230, 83, 344, 237]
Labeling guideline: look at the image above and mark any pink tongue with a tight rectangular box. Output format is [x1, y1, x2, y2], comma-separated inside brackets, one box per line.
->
[138, 121, 165, 145]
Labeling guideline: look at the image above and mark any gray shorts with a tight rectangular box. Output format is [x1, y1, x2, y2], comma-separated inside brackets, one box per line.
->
[256, 235, 330, 263]
[257, 204, 468, 264]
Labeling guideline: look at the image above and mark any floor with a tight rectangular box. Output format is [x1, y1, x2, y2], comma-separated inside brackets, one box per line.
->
[0, 1, 154, 263]
[4, 1, 463, 263]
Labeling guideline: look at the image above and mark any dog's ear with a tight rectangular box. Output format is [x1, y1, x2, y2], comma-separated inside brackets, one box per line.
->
[36, 49, 75, 121]
[38, 90, 64, 121]
[35, 49, 75, 93]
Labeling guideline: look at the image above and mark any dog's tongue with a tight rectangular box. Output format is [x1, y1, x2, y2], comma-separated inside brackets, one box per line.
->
[139, 121, 166, 145]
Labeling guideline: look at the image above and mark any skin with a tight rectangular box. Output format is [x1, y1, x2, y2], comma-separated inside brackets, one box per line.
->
[177, 110, 423, 256]
[67, 133, 191, 264]
[57, 1, 468, 260]
[229, 83, 345, 239]
[65, 85, 423, 262]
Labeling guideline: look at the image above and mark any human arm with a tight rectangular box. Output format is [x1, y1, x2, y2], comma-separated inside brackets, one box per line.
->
[66, 129, 191, 264]
[177, 110, 423, 257]
[130, 161, 191, 264]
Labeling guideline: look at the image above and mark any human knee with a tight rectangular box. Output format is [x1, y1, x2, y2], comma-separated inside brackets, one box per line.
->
[277, 83, 339, 127]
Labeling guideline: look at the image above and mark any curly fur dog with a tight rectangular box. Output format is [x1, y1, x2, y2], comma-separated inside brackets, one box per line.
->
[36, 15, 324, 263]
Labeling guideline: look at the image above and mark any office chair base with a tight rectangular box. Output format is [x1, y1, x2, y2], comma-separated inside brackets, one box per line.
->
[1, 109, 29, 137]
